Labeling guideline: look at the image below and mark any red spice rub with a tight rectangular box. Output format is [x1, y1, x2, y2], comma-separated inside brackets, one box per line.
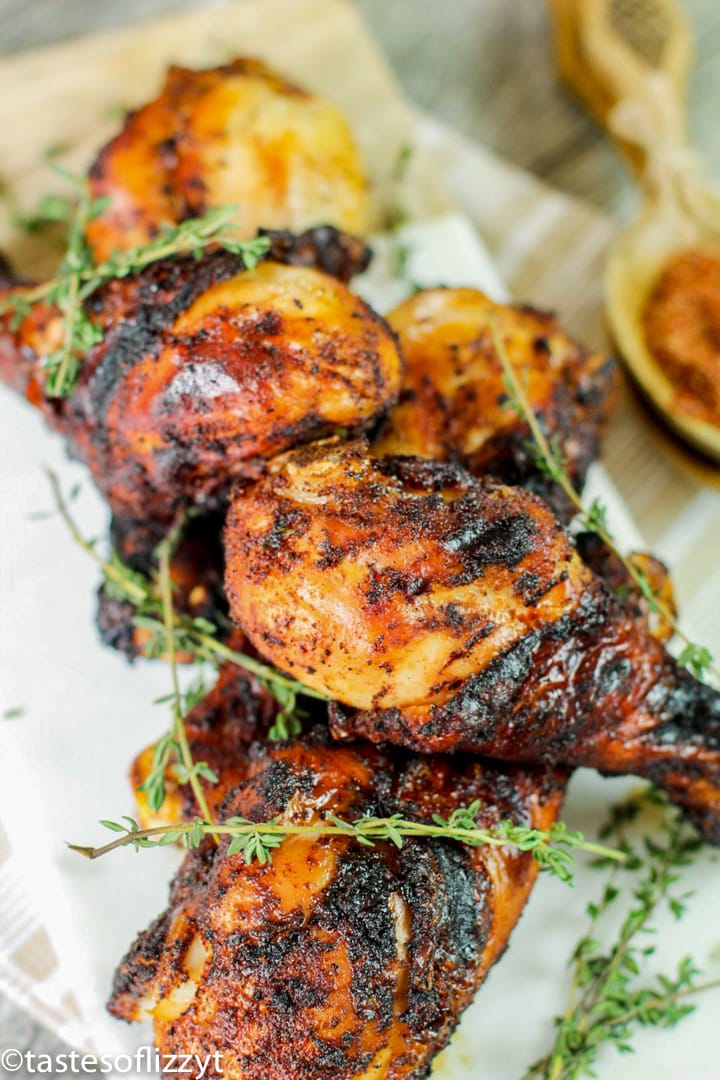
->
[643, 249, 720, 427]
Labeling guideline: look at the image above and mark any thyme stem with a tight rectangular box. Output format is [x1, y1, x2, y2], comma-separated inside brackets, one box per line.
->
[46, 468, 147, 604]
[607, 977, 720, 1029]
[68, 815, 625, 873]
[156, 524, 214, 826]
[47, 258, 80, 397]
[190, 632, 328, 701]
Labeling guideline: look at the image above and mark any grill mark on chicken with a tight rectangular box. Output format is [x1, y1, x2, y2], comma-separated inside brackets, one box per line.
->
[439, 505, 539, 581]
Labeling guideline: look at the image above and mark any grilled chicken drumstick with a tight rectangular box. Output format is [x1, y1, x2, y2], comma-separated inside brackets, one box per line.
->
[114, 669, 565, 1079]
[373, 288, 617, 521]
[225, 438, 720, 841]
[86, 58, 371, 261]
[0, 229, 398, 559]
[7, 51, 689, 1080]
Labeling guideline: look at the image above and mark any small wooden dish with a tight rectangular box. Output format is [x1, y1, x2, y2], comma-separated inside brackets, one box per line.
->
[549, 0, 720, 464]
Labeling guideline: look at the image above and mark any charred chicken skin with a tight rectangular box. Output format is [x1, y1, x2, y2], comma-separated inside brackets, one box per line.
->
[372, 289, 617, 520]
[113, 708, 565, 1079]
[86, 58, 371, 262]
[225, 438, 720, 841]
[0, 230, 399, 557]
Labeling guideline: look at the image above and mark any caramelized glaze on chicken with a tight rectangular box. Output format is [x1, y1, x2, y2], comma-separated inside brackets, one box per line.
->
[225, 439, 720, 840]
[86, 59, 371, 262]
[0, 231, 399, 555]
[373, 289, 617, 520]
[112, 716, 565, 1079]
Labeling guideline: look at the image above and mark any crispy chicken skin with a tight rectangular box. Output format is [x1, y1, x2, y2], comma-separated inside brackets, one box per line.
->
[112, 720, 565, 1079]
[85, 59, 371, 262]
[224, 439, 720, 840]
[372, 289, 617, 520]
[0, 232, 399, 555]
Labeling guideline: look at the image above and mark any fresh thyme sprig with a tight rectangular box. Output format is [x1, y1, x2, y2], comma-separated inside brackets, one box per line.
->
[68, 803, 624, 881]
[150, 519, 217, 822]
[47, 471, 327, 760]
[42, 175, 107, 397]
[491, 323, 717, 683]
[1, 171, 270, 398]
[523, 788, 719, 1080]
[142, 675, 215, 813]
